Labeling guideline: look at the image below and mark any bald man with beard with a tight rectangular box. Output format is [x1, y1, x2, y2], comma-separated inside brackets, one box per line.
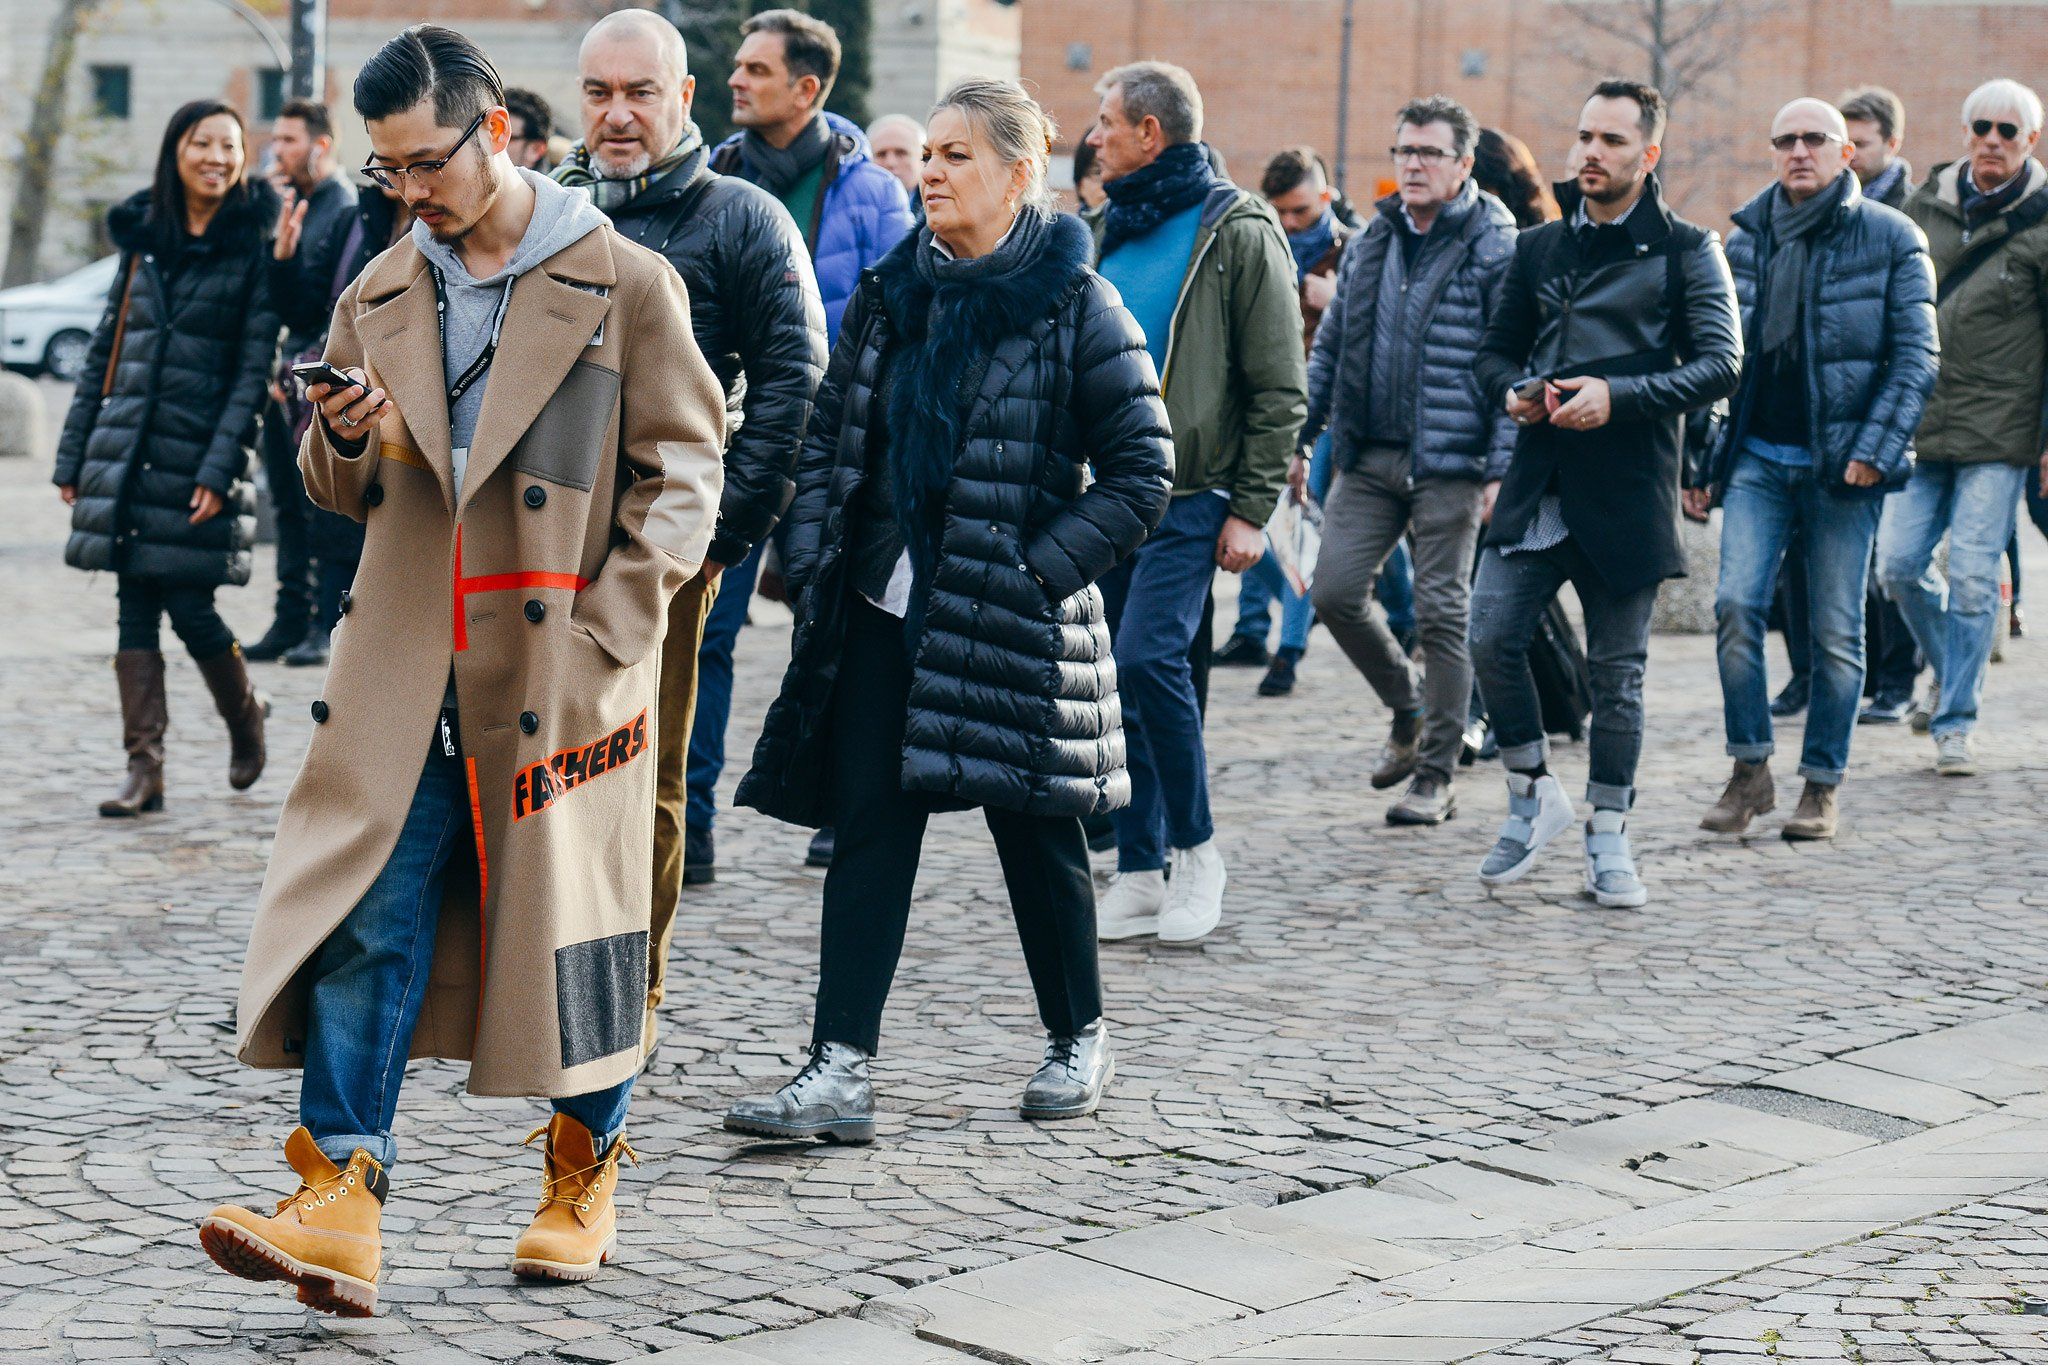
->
[557, 7, 827, 1054]
[1686, 96, 1938, 841]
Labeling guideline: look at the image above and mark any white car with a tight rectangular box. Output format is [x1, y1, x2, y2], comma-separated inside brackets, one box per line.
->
[0, 254, 120, 383]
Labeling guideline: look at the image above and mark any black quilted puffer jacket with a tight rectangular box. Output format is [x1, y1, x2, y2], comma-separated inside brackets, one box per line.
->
[53, 186, 277, 586]
[736, 211, 1173, 824]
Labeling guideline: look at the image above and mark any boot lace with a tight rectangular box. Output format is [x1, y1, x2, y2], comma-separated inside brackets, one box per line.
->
[1044, 1033, 1082, 1076]
[276, 1161, 365, 1216]
[521, 1128, 639, 1215]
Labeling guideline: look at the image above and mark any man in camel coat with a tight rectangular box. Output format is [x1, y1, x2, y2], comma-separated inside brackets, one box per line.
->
[197, 25, 725, 1314]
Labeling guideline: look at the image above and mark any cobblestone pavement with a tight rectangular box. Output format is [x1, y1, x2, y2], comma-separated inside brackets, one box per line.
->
[4, 377, 2048, 1362]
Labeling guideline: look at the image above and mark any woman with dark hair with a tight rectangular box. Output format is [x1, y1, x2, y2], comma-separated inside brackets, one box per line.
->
[727, 78, 1170, 1141]
[1071, 129, 1106, 212]
[1473, 127, 1560, 228]
[54, 99, 278, 816]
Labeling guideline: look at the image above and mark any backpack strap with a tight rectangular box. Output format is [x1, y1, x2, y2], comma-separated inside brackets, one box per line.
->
[1938, 187, 2048, 304]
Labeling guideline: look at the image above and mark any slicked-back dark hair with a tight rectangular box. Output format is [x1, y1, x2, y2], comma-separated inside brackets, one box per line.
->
[741, 9, 841, 109]
[1260, 146, 1327, 200]
[277, 98, 334, 142]
[1838, 86, 1904, 144]
[353, 24, 503, 128]
[150, 99, 252, 252]
[1589, 79, 1666, 145]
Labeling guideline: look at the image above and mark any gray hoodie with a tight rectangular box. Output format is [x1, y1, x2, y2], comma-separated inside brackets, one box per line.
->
[412, 168, 609, 490]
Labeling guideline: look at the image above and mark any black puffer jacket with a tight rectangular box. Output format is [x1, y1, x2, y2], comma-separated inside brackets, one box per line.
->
[605, 147, 828, 566]
[53, 187, 277, 586]
[736, 212, 1173, 824]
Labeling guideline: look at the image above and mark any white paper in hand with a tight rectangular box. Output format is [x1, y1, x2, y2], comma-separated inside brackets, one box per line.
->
[1262, 488, 1323, 596]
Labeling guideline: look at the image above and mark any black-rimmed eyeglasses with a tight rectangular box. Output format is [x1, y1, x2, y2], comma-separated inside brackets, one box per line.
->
[361, 110, 487, 191]
[1770, 131, 1843, 152]
[1389, 144, 1455, 164]
[1972, 119, 2024, 141]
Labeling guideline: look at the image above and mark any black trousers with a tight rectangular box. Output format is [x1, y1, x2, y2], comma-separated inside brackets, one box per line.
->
[261, 397, 314, 626]
[116, 575, 235, 659]
[812, 597, 1103, 1056]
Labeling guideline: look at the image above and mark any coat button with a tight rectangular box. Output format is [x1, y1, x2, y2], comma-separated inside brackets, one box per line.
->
[338, 590, 353, 615]
[363, 483, 383, 507]
[520, 711, 539, 734]
[524, 599, 545, 623]
[311, 700, 329, 724]
[524, 485, 547, 509]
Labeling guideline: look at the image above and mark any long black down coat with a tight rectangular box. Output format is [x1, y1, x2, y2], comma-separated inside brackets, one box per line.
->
[735, 211, 1173, 824]
[52, 186, 277, 587]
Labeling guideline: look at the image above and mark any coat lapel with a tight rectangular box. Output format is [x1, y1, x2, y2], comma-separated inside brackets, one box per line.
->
[357, 265, 458, 513]
[458, 250, 614, 514]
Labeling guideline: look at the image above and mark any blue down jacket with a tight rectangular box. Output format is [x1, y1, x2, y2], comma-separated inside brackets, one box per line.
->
[1695, 174, 1939, 498]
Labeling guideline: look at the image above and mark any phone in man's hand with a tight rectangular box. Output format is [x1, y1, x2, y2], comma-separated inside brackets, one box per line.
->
[290, 360, 357, 393]
[1511, 376, 1550, 403]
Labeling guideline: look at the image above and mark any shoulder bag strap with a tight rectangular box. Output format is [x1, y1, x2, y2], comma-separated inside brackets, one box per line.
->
[101, 255, 138, 399]
[1938, 189, 2048, 304]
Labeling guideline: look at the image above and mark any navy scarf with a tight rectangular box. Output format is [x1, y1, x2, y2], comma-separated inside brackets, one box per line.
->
[1099, 142, 1221, 256]
[1287, 207, 1337, 280]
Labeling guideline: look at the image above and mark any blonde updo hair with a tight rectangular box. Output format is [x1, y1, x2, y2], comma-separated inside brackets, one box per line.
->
[929, 77, 1059, 214]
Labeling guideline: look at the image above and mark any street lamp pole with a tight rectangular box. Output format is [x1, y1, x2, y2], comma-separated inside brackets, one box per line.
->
[288, 0, 326, 99]
[1332, 0, 1355, 193]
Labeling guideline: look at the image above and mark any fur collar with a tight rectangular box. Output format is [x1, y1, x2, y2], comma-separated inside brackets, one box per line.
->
[870, 210, 1095, 343]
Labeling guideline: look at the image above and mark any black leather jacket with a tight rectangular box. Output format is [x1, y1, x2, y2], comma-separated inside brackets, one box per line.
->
[606, 148, 828, 566]
[1475, 174, 1743, 592]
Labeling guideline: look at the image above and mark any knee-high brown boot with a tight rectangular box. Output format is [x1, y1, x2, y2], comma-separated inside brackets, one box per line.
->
[196, 645, 268, 790]
[101, 650, 167, 817]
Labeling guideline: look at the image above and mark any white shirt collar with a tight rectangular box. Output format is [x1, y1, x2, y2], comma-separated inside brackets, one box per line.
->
[1572, 188, 1645, 230]
[929, 216, 1019, 261]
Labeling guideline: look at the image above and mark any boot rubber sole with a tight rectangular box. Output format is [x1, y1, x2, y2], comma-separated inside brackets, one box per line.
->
[723, 1113, 876, 1144]
[1386, 798, 1456, 827]
[1700, 799, 1773, 834]
[511, 1234, 614, 1283]
[99, 793, 164, 817]
[1096, 913, 1162, 942]
[1019, 1059, 1115, 1121]
[197, 1216, 377, 1317]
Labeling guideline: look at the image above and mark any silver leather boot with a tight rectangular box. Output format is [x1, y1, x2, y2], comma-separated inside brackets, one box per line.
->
[1019, 1020, 1114, 1121]
[723, 1041, 876, 1144]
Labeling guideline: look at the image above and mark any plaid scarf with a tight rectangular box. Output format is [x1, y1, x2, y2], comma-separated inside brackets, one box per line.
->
[553, 123, 704, 213]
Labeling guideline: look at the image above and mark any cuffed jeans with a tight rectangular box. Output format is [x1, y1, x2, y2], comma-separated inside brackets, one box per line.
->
[684, 540, 765, 833]
[1470, 537, 1657, 811]
[1877, 460, 2027, 739]
[1714, 442, 1882, 786]
[1310, 444, 1484, 783]
[1100, 491, 1230, 872]
[299, 733, 632, 1173]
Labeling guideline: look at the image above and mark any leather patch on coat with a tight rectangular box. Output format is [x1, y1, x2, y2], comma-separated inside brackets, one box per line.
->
[510, 361, 619, 490]
[513, 709, 649, 820]
[555, 930, 647, 1068]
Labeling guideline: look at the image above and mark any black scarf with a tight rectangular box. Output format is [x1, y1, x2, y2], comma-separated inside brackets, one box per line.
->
[743, 114, 835, 196]
[1962, 161, 2033, 230]
[1756, 170, 1852, 358]
[1099, 142, 1221, 256]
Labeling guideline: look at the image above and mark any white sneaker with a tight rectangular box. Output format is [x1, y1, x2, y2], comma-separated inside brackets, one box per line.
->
[1478, 773, 1576, 886]
[1096, 869, 1166, 941]
[1158, 841, 1226, 944]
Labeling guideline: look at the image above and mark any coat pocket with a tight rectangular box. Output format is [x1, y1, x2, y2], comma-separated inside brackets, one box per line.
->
[511, 361, 619, 491]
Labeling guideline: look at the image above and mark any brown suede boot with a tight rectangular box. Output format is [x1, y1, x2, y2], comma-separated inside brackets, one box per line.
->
[195, 645, 268, 790]
[198, 1128, 385, 1316]
[1700, 759, 1775, 834]
[100, 650, 167, 817]
[1780, 781, 1839, 841]
[511, 1113, 637, 1283]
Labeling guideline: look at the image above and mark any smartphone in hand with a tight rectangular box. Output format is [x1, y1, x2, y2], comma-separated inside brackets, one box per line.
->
[290, 360, 357, 394]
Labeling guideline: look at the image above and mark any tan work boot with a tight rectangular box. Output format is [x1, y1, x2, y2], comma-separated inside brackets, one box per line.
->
[197, 1128, 384, 1316]
[511, 1113, 637, 1282]
[1780, 781, 1839, 841]
[1700, 759, 1775, 834]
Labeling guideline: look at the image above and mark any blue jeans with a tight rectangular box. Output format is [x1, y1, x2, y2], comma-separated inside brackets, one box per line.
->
[685, 540, 766, 833]
[299, 734, 633, 1172]
[1877, 461, 2027, 739]
[1714, 443, 1883, 785]
[1235, 437, 1416, 652]
[1101, 492, 1230, 872]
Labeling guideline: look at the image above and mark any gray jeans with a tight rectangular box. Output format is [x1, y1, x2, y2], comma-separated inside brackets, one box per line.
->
[1309, 445, 1485, 783]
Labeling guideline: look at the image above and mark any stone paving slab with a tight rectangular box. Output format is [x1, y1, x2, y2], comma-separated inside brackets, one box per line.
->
[1764, 1061, 1990, 1127]
[1064, 1219, 1361, 1312]
[640, 1316, 975, 1363]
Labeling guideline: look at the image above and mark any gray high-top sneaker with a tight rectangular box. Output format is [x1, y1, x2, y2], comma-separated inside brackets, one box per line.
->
[723, 1042, 876, 1144]
[1478, 773, 1574, 886]
[1020, 1020, 1114, 1121]
[1583, 809, 1647, 908]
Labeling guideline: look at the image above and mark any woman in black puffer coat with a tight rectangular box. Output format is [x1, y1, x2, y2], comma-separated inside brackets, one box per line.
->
[53, 100, 278, 817]
[728, 80, 1171, 1143]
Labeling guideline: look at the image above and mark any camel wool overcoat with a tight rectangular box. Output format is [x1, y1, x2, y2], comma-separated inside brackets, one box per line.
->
[235, 224, 726, 1098]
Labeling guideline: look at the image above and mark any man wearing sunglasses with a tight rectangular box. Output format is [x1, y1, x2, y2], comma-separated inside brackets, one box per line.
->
[1685, 98, 1938, 841]
[200, 23, 727, 1311]
[1884, 79, 2048, 777]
